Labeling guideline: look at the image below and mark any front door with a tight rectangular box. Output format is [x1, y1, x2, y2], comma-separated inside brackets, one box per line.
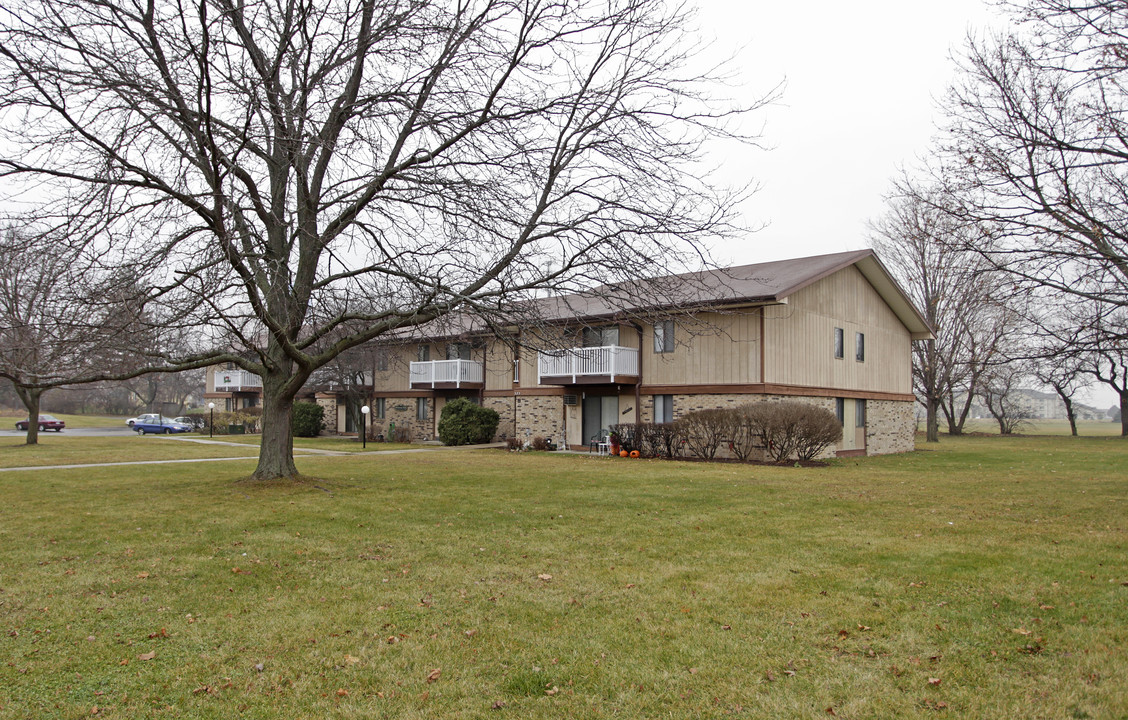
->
[582, 395, 619, 444]
[840, 399, 866, 453]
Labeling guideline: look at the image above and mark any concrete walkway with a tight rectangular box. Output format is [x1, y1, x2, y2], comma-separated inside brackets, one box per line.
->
[0, 441, 507, 473]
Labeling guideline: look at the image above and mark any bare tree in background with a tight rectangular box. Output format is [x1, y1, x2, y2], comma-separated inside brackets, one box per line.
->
[870, 190, 1013, 439]
[0, 225, 138, 444]
[0, 0, 765, 480]
[923, 0, 1128, 307]
[978, 360, 1031, 435]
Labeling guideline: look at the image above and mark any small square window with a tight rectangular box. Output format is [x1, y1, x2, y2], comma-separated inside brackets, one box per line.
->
[418, 345, 430, 362]
[834, 328, 844, 359]
[855, 332, 865, 362]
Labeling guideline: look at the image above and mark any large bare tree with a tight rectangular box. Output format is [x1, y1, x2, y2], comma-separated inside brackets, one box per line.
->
[924, 0, 1128, 307]
[0, 0, 764, 479]
[870, 191, 1014, 440]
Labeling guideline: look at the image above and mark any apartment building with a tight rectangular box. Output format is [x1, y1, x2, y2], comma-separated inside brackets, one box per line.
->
[203, 250, 932, 456]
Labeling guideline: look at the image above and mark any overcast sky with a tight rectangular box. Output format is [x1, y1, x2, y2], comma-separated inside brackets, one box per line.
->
[694, 0, 1001, 266]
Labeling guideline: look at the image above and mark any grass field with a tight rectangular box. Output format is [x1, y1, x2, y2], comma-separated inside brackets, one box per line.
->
[0, 436, 1125, 718]
[922, 418, 1124, 437]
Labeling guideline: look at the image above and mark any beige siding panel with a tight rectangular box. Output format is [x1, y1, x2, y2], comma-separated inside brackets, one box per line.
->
[641, 312, 761, 386]
[484, 339, 517, 392]
[763, 266, 912, 394]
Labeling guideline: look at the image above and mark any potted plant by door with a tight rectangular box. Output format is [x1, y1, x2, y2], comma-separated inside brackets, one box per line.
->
[609, 430, 621, 456]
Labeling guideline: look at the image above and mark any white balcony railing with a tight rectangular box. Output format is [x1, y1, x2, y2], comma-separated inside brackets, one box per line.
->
[537, 345, 639, 384]
[213, 369, 262, 392]
[409, 359, 484, 388]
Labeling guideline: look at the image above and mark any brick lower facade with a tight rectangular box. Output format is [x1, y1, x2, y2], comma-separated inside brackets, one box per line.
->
[319, 389, 915, 456]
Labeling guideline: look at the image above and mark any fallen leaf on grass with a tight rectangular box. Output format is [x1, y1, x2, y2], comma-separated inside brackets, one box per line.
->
[491, 700, 507, 709]
[464, 629, 478, 638]
[137, 651, 155, 661]
[136, 572, 150, 579]
[537, 574, 553, 582]
[344, 655, 360, 665]
[426, 668, 441, 684]
[1012, 628, 1032, 636]
[147, 628, 167, 639]
[928, 677, 941, 686]
[336, 688, 349, 697]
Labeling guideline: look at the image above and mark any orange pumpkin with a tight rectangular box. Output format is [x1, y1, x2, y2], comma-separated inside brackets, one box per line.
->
[629, 450, 640, 458]
[619, 450, 629, 457]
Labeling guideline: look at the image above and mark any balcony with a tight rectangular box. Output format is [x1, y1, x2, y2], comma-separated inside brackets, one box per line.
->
[410, 359, 484, 389]
[212, 369, 262, 393]
[537, 345, 639, 385]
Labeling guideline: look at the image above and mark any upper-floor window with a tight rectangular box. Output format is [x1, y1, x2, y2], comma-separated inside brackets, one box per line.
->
[582, 325, 619, 347]
[375, 352, 389, 372]
[418, 344, 430, 362]
[513, 349, 520, 383]
[834, 327, 844, 359]
[447, 342, 472, 360]
[855, 332, 865, 362]
[653, 320, 675, 353]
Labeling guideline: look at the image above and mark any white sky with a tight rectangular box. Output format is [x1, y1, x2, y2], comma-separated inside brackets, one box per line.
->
[694, 0, 1000, 266]
[689, 0, 1117, 411]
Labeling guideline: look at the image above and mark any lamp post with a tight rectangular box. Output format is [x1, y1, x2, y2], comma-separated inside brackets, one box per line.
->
[208, 402, 215, 438]
[360, 405, 370, 449]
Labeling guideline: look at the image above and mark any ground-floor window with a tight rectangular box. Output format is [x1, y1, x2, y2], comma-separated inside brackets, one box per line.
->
[654, 394, 674, 423]
[416, 397, 429, 421]
[374, 397, 386, 419]
[856, 398, 866, 428]
[836, 398, 845, 424]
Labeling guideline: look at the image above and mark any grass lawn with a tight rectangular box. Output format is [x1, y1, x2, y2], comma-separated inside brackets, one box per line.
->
[209, 435, 418, 453]
[921, 419, 1125, 437]
[0, 436, 1125, 718]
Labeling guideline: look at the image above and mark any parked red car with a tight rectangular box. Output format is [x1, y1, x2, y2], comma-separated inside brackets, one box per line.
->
[16, 415, 66, 432]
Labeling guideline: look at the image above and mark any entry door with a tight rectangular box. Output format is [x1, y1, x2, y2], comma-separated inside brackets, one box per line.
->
[840, 399, 866, 452]
[582, 395, 619, 443]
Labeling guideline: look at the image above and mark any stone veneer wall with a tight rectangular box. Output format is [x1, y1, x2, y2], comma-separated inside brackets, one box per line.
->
[514, 395, 563, 444]
[638, 392, 913, 457]
[368, 398, 433, 442]
[315, 397, 338, 434]
[484, 397, 517, 440]
[864, 399, 915, 455]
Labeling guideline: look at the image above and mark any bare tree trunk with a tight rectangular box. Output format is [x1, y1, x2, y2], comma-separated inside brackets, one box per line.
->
[252, 371, 300, 481]
[1059, 393, 1078, 437]
[926, 396, 939, 443]
[14, 385, 43, 446]
[1121, 391, 1128, 438]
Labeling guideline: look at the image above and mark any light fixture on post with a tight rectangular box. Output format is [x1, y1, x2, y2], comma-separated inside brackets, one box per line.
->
[360, 405, 370, 449]
[208, 402, 215, 438]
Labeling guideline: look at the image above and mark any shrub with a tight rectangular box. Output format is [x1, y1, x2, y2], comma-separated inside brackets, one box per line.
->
[291, 402, 325, 437]
[743, 402, 841, 462]
[680, 408, 736, 460]
[530, 435, 550, 451]
[438, 398, 500, 446]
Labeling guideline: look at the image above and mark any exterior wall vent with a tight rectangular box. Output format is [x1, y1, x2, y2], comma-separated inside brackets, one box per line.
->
[563, 394, 578, 406]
